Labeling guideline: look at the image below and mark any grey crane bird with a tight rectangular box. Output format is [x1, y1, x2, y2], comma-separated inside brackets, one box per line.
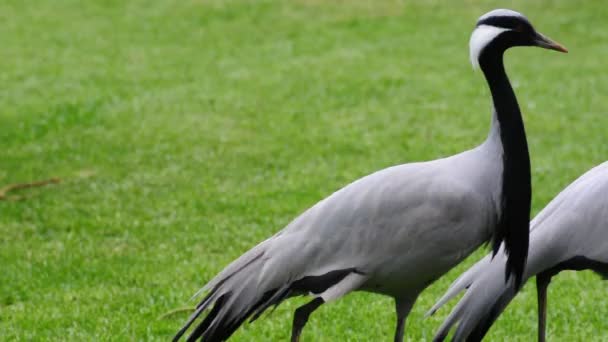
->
[173, 9, 567, 342]
[429, 161, 608, 342]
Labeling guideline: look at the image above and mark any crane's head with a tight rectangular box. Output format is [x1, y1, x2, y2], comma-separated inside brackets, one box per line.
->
[469, 9, 567, 69]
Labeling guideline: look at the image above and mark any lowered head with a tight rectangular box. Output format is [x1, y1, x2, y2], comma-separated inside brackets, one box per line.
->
[469, 9, 567, 68]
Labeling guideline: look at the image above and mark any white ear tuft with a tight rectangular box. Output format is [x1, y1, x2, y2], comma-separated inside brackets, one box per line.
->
[469, 25, 509, 69]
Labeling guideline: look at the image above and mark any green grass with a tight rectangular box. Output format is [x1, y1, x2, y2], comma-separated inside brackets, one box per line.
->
[1, 0, 607, 340]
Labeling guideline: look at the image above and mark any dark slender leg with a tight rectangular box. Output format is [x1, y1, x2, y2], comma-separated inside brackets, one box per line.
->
[394, 297, 415, 342]
[536, 274, 551, 342]
[291, 297, 324, 342]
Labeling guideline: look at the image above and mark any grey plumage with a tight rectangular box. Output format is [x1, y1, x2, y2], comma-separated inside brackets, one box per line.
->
[430, 161, 608, 341]
[177, 147, 504, 341]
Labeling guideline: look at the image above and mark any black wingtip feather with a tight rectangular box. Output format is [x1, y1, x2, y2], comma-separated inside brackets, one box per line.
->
[250, 286, 292, 323]
[178, 290, 282, 342]
[173, 289, 220, 342]
[433, 331, 448, 342]
[186, 294, 228, 342]
[174, 268, 361, 341]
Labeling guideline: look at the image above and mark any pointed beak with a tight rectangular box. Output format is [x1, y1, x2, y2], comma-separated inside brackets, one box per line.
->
[533, 32, 568, 53]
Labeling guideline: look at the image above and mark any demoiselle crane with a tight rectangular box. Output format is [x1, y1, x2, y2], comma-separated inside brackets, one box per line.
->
[174, 9, 567, 342]
[429, 161, 608, 342]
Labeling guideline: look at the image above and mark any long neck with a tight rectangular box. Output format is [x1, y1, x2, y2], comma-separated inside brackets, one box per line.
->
[480, 49, 531, 288]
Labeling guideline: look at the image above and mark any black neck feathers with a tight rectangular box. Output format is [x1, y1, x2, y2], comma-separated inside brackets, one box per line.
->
[479, 44, 531, 289]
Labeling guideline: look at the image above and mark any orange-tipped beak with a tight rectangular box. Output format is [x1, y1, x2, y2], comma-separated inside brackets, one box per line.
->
[534, 32, 568, 53]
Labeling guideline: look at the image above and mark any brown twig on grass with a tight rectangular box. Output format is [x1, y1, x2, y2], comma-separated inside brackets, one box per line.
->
[0, 177, 61, 201]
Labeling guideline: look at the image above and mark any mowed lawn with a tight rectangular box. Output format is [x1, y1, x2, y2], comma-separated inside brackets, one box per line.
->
[1, 0, 607, 340]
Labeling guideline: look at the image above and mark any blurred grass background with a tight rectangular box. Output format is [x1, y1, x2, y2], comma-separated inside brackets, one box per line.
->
[1, 0, 607, 340]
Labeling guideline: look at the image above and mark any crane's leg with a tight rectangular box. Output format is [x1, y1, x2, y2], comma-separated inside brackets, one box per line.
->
[291, 297, 324, 342]
[536, 273, 551, 342]
[394, 297, 416, 342]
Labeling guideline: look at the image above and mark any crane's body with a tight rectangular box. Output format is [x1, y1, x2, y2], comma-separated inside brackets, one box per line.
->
[210, 133, 502, 296]
[256, 139, 502, 297]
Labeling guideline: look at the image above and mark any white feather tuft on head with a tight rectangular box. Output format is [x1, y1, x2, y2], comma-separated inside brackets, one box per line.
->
[469, 25, 509, 69]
